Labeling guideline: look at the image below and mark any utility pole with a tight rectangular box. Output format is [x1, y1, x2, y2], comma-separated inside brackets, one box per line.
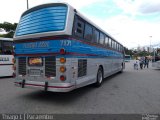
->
[154, 48, 156, 62]
[27, 0, 29, 9]
[149, 36, 152, 53]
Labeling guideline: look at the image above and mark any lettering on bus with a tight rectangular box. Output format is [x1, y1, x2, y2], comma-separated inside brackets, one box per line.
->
[0, 57, 9, 61]
[61, 40, 71, 46]
[23, 42, 49, 49]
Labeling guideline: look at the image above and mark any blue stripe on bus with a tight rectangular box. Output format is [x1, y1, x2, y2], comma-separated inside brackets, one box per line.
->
[14, 39, 123, 58]
[16, 6, 67, 36]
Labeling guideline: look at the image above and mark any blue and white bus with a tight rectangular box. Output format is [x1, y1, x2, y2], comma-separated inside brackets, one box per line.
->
[14, 3, 125, 92]
[125, 55, 131, 62]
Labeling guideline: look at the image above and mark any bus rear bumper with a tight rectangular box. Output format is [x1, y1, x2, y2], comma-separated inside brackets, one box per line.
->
[14, 80, 75, 92]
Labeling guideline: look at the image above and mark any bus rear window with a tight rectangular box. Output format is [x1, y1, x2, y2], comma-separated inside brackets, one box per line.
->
[16, 5, 68, 36]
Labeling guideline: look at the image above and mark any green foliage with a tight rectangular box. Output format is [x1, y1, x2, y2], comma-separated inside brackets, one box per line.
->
[124, 47, 152, 59]
[0, 22, 17, 38]
[0, 34, 6, 37]
[138, 51, 150, 57]
[124, 47, 134, 56]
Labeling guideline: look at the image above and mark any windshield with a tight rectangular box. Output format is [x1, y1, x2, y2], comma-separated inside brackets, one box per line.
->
[0, 41, 13, 55]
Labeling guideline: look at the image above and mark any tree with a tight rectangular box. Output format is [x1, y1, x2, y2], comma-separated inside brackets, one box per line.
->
[0, 22, 17, 38]
[138, 51, 150, 57]
[124, 47, 134, 56]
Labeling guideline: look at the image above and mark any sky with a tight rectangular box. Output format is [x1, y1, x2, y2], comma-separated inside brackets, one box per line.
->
[0, 0, 160, 48]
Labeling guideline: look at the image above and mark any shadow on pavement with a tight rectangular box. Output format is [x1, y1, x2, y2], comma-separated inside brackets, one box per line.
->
[19, 85, 95, 104]
[0, 76, 13, 79]
[19, 71, 123, 104]
[152, 68, 160, 71]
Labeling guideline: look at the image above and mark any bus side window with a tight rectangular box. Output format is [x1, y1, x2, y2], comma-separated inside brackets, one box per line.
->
[105, 36, 109, 47]
[113, 41, 115, 49]
[117, 43, 120, 51]
[84, 23, 93, 41]
[93, 28, 99, 43]
[112, 40, 114, 49]
[115, 42, 117, 50]
[120, 45, 122, 52]
[74, 16, 84, 38]
[114, 41, 116, 50]
[117, 43, 119, 51]
[0, 41, 2, 54]
[99, 32, 105, 45]
[109, 38, 112, 48]
[119, 44, 121, 52]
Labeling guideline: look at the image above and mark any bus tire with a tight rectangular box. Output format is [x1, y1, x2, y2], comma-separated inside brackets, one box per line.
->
[94, 67, 103, 87]
[119, 63, 124, 73]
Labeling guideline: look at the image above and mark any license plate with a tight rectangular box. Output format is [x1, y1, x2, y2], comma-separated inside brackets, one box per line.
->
[29, 69, 41, 75]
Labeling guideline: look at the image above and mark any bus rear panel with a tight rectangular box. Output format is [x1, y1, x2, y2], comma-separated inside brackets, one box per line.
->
[14, 3, 76, 92]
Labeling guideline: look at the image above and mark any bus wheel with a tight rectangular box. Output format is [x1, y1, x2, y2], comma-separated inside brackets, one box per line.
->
[94, 67, 103, 87]
[120, 63, 124, 73]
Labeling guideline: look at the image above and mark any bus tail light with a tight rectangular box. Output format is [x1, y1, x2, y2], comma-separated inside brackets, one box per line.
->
[60, 48, 66, 55]
[60, 57, 66, 63]
[60, 66, 66, 73]
[60, 75, 66, 81]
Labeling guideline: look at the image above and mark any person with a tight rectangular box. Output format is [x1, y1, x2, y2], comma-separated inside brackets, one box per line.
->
[139, 57, 144, 69]
[134, 60, 138, 70]
[144, 57, 149, 68]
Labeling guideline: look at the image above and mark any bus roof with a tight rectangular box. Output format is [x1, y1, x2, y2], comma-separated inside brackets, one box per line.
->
[65, 3, 123, 47]
[16, 2, 123, 47]
[0, 37, 13, 41]
[21, 2, 114, 39]
[21, 2, 68, 17]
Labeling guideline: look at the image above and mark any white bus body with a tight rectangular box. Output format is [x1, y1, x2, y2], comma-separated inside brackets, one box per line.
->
[0, 38, 14, 77]
[152, 61, 160, 68]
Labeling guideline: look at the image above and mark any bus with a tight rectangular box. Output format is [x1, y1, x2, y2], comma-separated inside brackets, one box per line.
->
[152, 48, 160, 68]
[0, 38, 14, 77]
[13, 3, 125, 92]
[125, 55, 131, 62]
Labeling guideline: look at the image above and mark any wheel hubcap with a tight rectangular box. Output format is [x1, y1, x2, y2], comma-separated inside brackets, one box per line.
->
[98, 71, 102, 83]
